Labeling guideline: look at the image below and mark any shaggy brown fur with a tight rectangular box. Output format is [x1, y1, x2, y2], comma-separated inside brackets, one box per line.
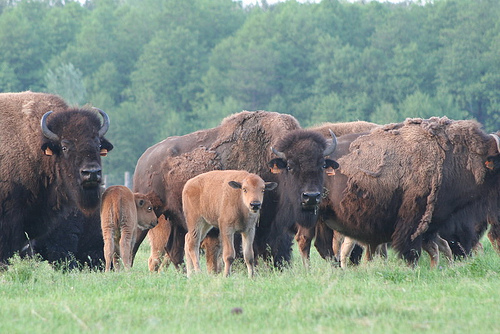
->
[323, 117, 500, 264]
[308, 121, 379, 138]
[101, 186, 158, 271]
[0, 91, 113, 263]
[183, 170, 276, 277]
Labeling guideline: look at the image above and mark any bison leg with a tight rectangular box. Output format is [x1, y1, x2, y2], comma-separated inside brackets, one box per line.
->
[184, 221, 212, 277]
[422, 238, 439, 268]
[103, 235, 114, 272]
[294, 224, 315, 268]
[312, 220, 336, 262]
[201, 230, 221, 275]
[119, 226, 135, 271]
[488, 222, 500, 254]
[241, 227, 256, 278]
[219, 225, 236, 278]
[340, 237, 356, 269]
[434, 234, 453, 264]
[147, 215, 171, 272]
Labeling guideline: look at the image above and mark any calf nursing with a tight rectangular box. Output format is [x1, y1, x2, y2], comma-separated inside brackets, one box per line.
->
[101, 186, 158, 271]
[183, 170, 277, 277]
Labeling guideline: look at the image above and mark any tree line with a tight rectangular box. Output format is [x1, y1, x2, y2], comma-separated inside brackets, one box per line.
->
[1, 0, 499, 184]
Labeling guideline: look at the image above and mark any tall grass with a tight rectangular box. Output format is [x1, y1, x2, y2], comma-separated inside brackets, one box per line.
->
[1, 238, 499, 334]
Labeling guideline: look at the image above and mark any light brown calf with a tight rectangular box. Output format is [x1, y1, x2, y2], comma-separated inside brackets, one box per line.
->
[101, 185, 158, 271]
[183, 170, 277, 277]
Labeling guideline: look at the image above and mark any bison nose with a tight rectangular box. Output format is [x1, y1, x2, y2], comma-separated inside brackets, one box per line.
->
[302, 192, 321, 206]
[250, 201, 262, 211]
[81, 167, 102, 185]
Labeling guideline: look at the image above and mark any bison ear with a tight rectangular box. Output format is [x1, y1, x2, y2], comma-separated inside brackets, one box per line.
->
[137, 199, 145, 207]
[324, 159, 339, 176]
[265, 182, 278, 191]
[268, 158, 287, 174]
[228, 181, 242, 189]
[485, 155, 500, 172]
[100, 138, 114, 153]
[41, 142, 58, 156]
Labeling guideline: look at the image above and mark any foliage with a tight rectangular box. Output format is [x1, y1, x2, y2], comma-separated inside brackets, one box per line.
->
[0, 0, 499, 184]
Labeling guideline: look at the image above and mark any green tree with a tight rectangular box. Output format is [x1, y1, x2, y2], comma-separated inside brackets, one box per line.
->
[45, 63, 86, 106]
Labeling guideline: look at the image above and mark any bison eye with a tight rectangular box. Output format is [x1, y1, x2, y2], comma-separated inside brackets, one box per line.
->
[147, 206, 153, 211]
[243, 188, 247, 193]
[62, 146, 68, 152]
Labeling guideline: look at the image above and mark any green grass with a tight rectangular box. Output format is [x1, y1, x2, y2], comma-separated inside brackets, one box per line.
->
[1, 239, 500, 334]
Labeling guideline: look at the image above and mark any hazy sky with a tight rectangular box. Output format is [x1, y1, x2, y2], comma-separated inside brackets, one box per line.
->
[237, 0, 407, 5]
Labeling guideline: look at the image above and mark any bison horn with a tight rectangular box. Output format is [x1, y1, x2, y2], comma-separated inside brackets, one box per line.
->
[94, 108, 110, 137]
[490, 133, 500, 153]
[271, 147, 287, 160]
[323, 129, 337, 157]
[41, 111, 60, 141]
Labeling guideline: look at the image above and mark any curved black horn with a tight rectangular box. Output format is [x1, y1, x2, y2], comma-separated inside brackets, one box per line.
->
[271, 147, 286, 160]
[323, 129, 337, 157]
[490, 133, 500, 153]
[40, 111, 59, 141]
[94, 108, 110, 137]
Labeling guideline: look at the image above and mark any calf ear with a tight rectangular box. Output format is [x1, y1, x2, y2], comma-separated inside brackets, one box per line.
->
[324, 159, 339, 176]
[136, 199, 145, 208]
[265, 182, 278, 191]
[228, 181, 242, 189]
[267, 158, 287, 174]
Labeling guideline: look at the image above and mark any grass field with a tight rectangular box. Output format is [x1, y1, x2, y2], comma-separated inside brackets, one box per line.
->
[1, 238, 499, 334]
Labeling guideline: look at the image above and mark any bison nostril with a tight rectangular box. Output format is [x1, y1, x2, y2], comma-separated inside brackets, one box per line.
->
[81, 168, 102, 183]
[302, 192, 321, 204]
[250, 202, 262, 210]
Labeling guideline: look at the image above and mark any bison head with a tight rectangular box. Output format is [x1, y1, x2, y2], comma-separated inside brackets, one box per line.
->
[229, 174, 278, 214]
[267, 129, 338, 228]
[40, 108, 113, 213]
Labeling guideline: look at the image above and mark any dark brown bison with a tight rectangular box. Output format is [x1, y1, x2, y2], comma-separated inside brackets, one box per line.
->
[315, 117, 500, 265]
[0, 91, 113, 264]
[132, 111, 337, 270]
[294, 121, 380, 266]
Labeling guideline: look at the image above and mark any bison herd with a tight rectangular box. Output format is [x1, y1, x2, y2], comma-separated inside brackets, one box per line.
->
[1, 91, 500, 276]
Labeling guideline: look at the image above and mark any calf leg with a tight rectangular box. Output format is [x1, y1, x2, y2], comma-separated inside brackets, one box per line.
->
[241, 227, 256, 278]
[184, 221, 212, 277]
[435, 234, 453, 264]
[220, 226, 236, 277]
[294, 225, 314, 268]
[422, 238, 439, 268]
[103, 235, 114, 272]
[120, 226, 135, 270]
[340, 237, 356, 269]
[147, 215, 171, 272]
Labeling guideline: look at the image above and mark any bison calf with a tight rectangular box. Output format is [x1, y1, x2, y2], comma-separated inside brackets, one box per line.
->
[183, 170, 277, 277]
[101, 186, 158, 271]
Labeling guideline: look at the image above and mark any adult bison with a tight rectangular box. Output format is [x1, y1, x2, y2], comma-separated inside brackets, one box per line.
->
[315, 117, 500, 265]
[0, 91, 113, 264]
[294, 121, 380, 266]
[132, 111, 337, 270]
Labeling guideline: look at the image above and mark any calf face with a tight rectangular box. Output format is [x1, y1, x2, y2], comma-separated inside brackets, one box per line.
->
[228, 175, 277, 213]
[134, 194, 158, 230]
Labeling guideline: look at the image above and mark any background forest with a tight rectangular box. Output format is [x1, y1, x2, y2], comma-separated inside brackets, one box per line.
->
[1, 0, 499, 185]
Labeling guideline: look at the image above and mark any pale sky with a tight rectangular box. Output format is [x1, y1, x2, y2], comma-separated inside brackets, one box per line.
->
[237, 0, 408, 6]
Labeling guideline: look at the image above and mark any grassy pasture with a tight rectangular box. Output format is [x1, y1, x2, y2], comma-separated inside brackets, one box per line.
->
[1, 239, 499, 334]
